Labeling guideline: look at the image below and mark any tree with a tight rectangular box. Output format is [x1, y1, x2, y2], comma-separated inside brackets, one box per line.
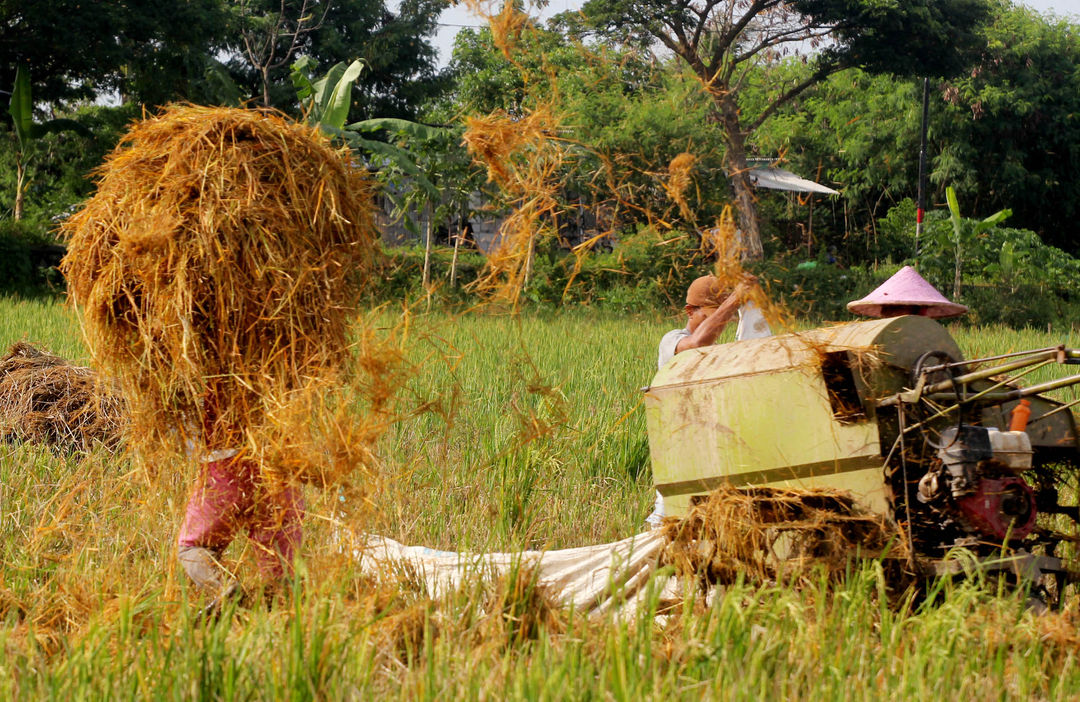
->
[577, 0, 991, 259]
[751, 65, 927, 259]
[7, 65, 89, 220]
[227, 0, 449, 120]
[935, 5, 1080, 252]
[0, 0, 231, 106]
[312, 0, 450, 121]
[442, 25, 727, 234]
[234, 0, 331, 107]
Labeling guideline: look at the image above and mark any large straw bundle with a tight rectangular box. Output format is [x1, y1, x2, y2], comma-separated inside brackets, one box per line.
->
[0, 341, 126, 452]
[60, 105, 378, 483]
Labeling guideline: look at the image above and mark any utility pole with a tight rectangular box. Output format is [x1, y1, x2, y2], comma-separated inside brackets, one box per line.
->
[915, 77, 930, 260]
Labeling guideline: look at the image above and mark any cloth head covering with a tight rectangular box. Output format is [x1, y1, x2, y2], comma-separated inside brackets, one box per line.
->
[686, 275, 729, 307]
[847, 266, 968, 319]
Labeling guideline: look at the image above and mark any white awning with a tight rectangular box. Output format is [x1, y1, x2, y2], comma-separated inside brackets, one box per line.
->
[749, 167, 840, 195]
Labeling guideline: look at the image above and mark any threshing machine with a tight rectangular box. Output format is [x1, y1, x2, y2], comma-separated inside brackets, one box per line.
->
[645, 316, 1080, 590]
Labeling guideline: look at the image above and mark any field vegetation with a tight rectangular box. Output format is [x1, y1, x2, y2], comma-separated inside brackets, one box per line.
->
[6, 1, 1080, 698]
[4, 297, 1080, 699]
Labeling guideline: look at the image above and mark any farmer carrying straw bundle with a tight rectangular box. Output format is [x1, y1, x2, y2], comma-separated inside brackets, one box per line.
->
[61, 105, 379, 608]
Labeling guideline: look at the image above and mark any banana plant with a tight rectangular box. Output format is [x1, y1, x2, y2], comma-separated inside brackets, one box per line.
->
[945, 186, 1010, 300]
[7, 64, 90, 220]
[291, 56, 365, 131]
[290, 58, 450, 244]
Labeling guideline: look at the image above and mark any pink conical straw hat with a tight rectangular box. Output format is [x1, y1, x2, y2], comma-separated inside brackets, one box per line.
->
[847, 266, 968, 319]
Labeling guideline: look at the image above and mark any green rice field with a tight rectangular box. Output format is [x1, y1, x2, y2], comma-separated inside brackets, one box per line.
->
[3, 294, 1080, 700]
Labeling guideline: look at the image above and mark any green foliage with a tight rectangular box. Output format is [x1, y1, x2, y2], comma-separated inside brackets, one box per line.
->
[443, 27, 724, 231]
[755, 5, 1080, 259]
[760, 258, 877, 321]
[230, 0, 448, 120]
[873, 198, 1080, 328]
[935, 4, 1080, 249]
[796, 0, 991, 78]
[0, 0, 233, 106]
[312, 0, 449, 121]
[292, 57, 366, 131]
[577, 0, 992, 256]
[0, 103, 139, 225]
[0, 219, 64, 294]
[752, 65, 926, 255]
[6, 65, 92, 220]
[289, 56, 460, 238]
[368, 228, 708, 312]
[941, 186, 1011, 299]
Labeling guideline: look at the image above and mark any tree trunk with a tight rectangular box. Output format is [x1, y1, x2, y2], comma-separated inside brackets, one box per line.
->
[716, 95, 763, 261]
[450, 226, 462, 286]
[953, 248, 962, 301]
[14, 154, 25, 221]
[261, 67, 272, 107]
[422, 204, 433, 290]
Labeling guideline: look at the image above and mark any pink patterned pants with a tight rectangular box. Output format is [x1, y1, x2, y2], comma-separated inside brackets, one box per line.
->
[177, 456, 304, 580]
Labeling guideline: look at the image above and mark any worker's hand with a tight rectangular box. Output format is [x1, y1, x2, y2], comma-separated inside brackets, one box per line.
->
[732, 275, 758, 302]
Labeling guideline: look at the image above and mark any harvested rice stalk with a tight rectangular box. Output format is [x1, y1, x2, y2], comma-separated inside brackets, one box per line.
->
[0, 341, 125, 452]
[478, 564, 564, 646]
[702, 206, 791, 331]
[662, 485, 901, 586]
[664, 152, 698, 223]
[463, 106, 569, 306]
[60, 105, 380, 487]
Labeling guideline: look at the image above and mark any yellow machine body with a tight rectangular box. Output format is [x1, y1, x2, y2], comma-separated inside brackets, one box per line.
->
[645, 316, 963, 517]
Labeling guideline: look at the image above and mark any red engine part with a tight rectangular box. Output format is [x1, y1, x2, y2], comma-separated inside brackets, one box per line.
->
[954, 475, 1037, 541]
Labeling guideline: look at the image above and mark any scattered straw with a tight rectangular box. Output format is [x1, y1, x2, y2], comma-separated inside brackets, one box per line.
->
[60, 105, 380, 486]
[462, 106, 569, 306]
[0, 341, 126, 452]
[662, 485, 902, 586]
[664, 152, 698, 223]
[702, 205, 792, 331]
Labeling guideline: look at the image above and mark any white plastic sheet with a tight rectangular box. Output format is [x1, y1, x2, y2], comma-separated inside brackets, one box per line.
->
[349, 530, 678, 615]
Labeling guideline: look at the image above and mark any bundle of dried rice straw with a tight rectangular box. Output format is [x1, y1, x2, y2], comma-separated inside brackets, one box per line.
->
[0, 341, 125, 452]
[60, 105, 379, 485]
[662, 485, 901, 586]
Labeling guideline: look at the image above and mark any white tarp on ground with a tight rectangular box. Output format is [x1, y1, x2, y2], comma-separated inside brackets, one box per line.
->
[749, 167, 840, 195]
[350, 530, 678, 616]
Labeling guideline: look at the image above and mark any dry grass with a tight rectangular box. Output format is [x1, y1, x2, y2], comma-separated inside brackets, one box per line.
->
[0, 341, 125, 452]
[701, 206, 792, 330]
[664, 152, 698, 223]
[663, 485, 903, 586]
[463, 106, 569, 307]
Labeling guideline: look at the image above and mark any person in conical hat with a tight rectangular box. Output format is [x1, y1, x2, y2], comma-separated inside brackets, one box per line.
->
[847, 265, 967, 319]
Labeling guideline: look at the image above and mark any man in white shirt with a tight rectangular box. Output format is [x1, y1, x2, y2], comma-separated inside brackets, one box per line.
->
[657, 274, 769, 368]
[647, 273, 771, 527]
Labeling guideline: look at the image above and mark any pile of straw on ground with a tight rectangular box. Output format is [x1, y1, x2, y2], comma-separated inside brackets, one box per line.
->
[0, 341, 125, 452]
[60, 105, 378, 484]
[662, 485, 900, 586]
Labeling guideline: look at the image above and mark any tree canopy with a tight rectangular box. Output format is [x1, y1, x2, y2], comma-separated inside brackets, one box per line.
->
[225, 0, 449, 120]
[576, 0, 992, 258]
[2, 0, 448, 121]
[1, 0, 232, 105]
